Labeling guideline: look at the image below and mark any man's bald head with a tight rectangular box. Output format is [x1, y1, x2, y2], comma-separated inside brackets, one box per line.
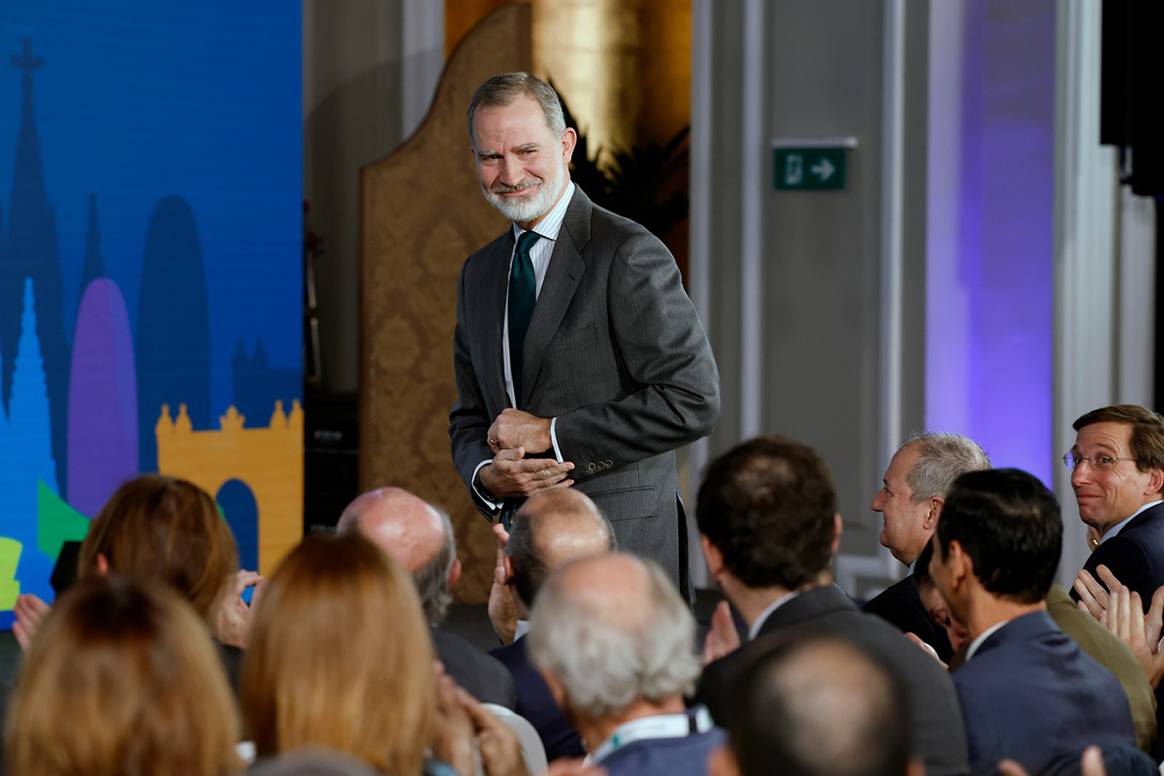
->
[506, 488, 614, 608]
[337, 487, 459, 625]
[727, 635, 910, 776]
[527, 553, 699, 719]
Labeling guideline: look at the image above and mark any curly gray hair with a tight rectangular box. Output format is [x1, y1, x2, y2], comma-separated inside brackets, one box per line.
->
[903, 432, 990, 502]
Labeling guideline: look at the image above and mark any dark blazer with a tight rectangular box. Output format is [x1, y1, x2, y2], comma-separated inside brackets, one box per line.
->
[431, 628, 516, 709]
[1074, 502, 1164, 608]
[952, 610, 1134, 775]
[863, 573, 954, 662]
[695, 585, 969, 776]
[449, 186, 720, 591]
[490, 635, 585, 760]
[598, 727, 725, 776]
[1045, 585, 1157, 753]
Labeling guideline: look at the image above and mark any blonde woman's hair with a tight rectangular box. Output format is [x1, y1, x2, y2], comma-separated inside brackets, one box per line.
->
[5, 575, 240, 776]
[241, 532, 435, 774]
[78, 474, 238, 623]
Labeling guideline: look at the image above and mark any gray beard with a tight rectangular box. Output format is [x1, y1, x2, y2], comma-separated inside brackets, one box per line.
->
[482, 161, 565, 224]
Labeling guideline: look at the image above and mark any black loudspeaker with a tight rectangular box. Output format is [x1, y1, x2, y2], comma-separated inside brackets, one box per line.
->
[303, 390, 359, 533]
[50, 541, 82, 596]
[1101, 0, 1164, 195]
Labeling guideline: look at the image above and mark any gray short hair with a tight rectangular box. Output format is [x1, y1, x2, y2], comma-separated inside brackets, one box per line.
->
[467, 72, 566, 146]
[903, 432, 990, 503]
[412, 507, 456, 626]
[527, 557, 700, 718]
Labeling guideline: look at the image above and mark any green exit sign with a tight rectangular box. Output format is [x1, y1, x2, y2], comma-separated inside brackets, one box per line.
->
[772, 138, 855, 191]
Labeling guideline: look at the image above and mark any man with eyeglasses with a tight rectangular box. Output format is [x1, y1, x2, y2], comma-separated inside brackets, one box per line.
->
[1067, 404, 1164, 611]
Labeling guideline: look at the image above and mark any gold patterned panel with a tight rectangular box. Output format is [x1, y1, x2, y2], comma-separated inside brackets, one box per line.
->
[360, 5, 532, 603]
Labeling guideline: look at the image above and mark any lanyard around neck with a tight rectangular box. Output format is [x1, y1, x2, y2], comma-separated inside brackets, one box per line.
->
[587, 707, 713, 765]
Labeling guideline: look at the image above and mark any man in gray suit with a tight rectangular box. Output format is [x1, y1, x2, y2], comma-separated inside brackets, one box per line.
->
[449, 72, 720, 595]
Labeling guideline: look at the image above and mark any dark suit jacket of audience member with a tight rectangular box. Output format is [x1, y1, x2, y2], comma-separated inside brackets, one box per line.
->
[1045, 585, 1157, 754]
[695, 585, 969, 776]
[431, 628, 516, 709]
[863, 573, 954, 662]
[952, 610, 1134, 775]
[490, 635, 585, 760]
[598, 725, 724, 776]
[1073, 502, 1164, 609]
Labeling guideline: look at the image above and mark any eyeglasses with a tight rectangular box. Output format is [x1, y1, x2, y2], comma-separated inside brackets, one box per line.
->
[1061, 452, 1138, 471]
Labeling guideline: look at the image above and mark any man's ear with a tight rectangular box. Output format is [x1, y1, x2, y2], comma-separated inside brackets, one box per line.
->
[700, 535, 723, 578]
[561, 126, 577, 164]
[923, 496, 944, 530]
[95, 553, 109, 577]
[448, 558, 462, 590]
[1146, 468, 1164, 498]
[947, 540, 972, 590]
[502, 554, 515, 585]
[832, 513, 844, 554]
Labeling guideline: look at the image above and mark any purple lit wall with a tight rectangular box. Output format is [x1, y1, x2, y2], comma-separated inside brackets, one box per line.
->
[925, 0, 1056, 485]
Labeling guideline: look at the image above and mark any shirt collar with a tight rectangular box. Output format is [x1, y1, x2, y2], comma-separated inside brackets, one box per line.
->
[587, 707, 713, 765]
[964, 620, 1008, 662]
[748, 590, 800, 641]
[510, 181, 575, 244]
[1100, 499, 1164, 544]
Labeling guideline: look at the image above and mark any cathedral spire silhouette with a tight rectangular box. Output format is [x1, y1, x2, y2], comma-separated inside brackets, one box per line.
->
[2, 38, 71, 495]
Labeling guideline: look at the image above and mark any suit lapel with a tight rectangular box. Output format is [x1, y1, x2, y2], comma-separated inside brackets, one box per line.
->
[520, 188, 591, 407]
[486, 232, 515, 409]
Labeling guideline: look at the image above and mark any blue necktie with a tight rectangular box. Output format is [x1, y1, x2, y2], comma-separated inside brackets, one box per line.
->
[508, 230, 541, 406]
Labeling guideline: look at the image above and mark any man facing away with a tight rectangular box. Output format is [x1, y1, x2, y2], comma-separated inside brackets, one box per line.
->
[489, 488, 615, 760]
[528, 553, 721, 776]
[338, 487, 515, 708]
[448, 71, 720, 597]
[692, 436, 968, 776]
[929, 468, 1134, 773]
[708, 634, 920, 776]
[866, 432, 990, 661]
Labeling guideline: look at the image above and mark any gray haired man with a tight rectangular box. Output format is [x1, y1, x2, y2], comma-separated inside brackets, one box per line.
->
[338, 487, 516, 708]
[865, 432, 990, 661]
[528, 552, 721, 776]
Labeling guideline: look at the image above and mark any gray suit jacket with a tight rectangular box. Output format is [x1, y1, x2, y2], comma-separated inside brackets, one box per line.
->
[449, 186, 720, 589]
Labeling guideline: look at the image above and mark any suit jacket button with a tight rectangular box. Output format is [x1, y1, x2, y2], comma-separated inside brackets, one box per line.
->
[587, 462, 597, 473]
[604, 459, 613, 467]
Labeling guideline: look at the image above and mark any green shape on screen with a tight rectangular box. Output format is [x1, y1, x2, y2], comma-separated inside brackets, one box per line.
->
[0, 539, 22, 610]
[37, 481, 91, 559]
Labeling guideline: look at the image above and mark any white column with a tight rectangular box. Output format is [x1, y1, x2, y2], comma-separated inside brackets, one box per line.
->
[401, 0, 444, 139]
[1053, 0, 1119, 584]
[739, 0, 765, 440]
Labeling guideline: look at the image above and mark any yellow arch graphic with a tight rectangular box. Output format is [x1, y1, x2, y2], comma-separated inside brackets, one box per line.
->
[156, 401, 303, 574]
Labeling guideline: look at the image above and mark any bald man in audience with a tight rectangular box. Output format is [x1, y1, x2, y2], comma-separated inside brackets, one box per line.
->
[338, 487, 516, 708]
[489, 488, 615, 760]
[529, 553, 720, 776]
[708, 634, 919, 776]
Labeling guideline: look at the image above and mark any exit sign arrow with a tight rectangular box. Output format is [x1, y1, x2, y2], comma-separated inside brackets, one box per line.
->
[771, 138, 855, 191]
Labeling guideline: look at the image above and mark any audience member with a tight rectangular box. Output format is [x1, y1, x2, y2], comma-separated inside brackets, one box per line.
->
[489, 488, 614, 760]
[338, 486, 516, 708]
[13, 474, 250, 686]
[692, 435, 968, 776]
[1068, 405, 1164, 609]
[930, 467, 1134, 773]
[911, 541, 968, 657]
[916, 535, 1157, 750]
[866, 432, 989, 661]
[240, 532, 436, 772]
[5, 575, 240, 776]
[708, 634, 919, 776]
[528, 553, 719, 776]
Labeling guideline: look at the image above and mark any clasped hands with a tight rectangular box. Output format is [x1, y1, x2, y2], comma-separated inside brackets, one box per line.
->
[479, 409, 575, 500]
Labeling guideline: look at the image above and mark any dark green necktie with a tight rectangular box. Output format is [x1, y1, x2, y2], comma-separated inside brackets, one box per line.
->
[508, 230, 541, 406]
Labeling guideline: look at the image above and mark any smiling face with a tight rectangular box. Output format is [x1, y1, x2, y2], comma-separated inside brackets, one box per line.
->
[871, 445, 934, 566]
[471, 94, 575, 228]
[1071, 421, 1164, 534]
